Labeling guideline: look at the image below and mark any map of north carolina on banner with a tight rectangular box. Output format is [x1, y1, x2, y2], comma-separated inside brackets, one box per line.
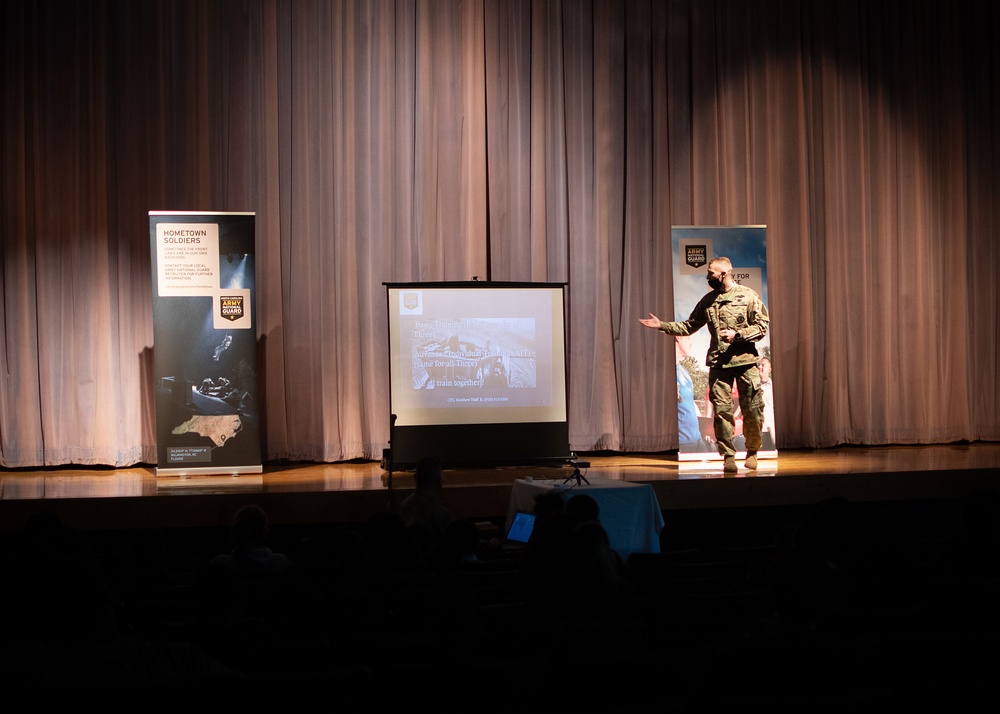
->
[149, 212, 261, 476]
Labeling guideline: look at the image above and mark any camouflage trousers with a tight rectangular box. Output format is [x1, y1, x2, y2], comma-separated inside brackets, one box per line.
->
[709, 363, 764, 457]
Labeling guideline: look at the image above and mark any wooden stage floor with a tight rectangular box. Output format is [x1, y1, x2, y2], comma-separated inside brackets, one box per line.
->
[1, 443, 998, 534]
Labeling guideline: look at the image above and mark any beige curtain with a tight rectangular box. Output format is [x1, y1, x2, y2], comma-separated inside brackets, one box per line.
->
[1, 0, 997, 467]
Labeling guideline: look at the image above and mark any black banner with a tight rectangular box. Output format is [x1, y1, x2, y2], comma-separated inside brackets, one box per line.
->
[149, 212, 261, 475]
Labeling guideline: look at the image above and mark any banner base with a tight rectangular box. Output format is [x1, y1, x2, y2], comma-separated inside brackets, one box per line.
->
[154, 465, 263, 478]
[155, 472, 263, 495]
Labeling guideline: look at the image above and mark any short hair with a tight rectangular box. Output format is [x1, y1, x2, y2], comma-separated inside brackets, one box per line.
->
[709, 256, 732, 270]
[566, 494, 600, 523]
[533, 490, 566, 520]
[231, 504, 268, 547]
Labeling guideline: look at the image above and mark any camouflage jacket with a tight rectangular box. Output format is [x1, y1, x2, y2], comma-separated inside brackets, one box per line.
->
[659, 284, 769, 368]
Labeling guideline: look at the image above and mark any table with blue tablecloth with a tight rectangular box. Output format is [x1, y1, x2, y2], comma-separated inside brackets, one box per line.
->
[506, 477, 664, 559]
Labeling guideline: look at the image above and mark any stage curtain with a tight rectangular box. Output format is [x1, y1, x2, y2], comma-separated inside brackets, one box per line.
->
[1, 0, 998, 467]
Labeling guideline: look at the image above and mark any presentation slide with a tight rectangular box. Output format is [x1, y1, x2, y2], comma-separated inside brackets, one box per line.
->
[386, 284, 567, 427]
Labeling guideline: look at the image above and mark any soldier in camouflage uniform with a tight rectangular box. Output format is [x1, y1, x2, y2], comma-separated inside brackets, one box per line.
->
[640, 257, 770, 472]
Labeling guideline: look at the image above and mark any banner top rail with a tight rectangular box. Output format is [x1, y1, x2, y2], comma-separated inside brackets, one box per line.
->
[149, 210, 255, 216]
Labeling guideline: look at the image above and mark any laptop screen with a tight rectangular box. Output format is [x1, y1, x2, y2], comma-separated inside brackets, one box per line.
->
[505, 511, 536, 543]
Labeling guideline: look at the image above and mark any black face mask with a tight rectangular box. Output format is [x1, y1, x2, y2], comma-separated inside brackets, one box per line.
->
[708, 276, 724, 292]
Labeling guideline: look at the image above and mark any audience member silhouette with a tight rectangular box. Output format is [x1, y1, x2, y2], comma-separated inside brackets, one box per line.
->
[207, 504, 293, 576]
[566, 493, 600, 525]
[569, 519, 623, 610]
[518, 509, 580, 606]
[364, 510, 424, 580]
[565, 492, 625, 577]
[196, 504, 296, 666]
[532, 489, 567, 524]
[296, 523, 374, 596]
[437, 517, 483, 569]
[766, 509, 844, 630]
[397, 456, 453, 555]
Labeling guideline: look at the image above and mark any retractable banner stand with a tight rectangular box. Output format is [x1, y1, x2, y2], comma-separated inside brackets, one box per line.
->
[671, 226, 777, 463]
[149, 211, 262, 476]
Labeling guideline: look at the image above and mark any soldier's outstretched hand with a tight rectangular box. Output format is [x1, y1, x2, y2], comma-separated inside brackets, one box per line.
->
[639, 313, 661, 329]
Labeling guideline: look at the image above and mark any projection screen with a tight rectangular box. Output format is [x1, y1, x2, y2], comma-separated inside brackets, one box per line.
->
[385, 282, 570, 468]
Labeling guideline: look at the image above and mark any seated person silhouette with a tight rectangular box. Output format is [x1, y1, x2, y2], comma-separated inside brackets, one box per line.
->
[398, 457, 453, 551]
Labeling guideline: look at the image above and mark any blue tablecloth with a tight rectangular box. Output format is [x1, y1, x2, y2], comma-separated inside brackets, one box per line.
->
[506, 477, 664, 558]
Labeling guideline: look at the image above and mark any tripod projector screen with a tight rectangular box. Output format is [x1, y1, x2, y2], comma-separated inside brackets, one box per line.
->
[385, 282, 570, 468]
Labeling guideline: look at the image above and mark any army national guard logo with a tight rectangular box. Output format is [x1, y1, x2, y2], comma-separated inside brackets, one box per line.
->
[685, 245, 708, 269]
[220, 295, 245, 322]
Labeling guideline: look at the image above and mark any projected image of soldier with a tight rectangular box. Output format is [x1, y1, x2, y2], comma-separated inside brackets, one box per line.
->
[483, 356, 508, 388]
